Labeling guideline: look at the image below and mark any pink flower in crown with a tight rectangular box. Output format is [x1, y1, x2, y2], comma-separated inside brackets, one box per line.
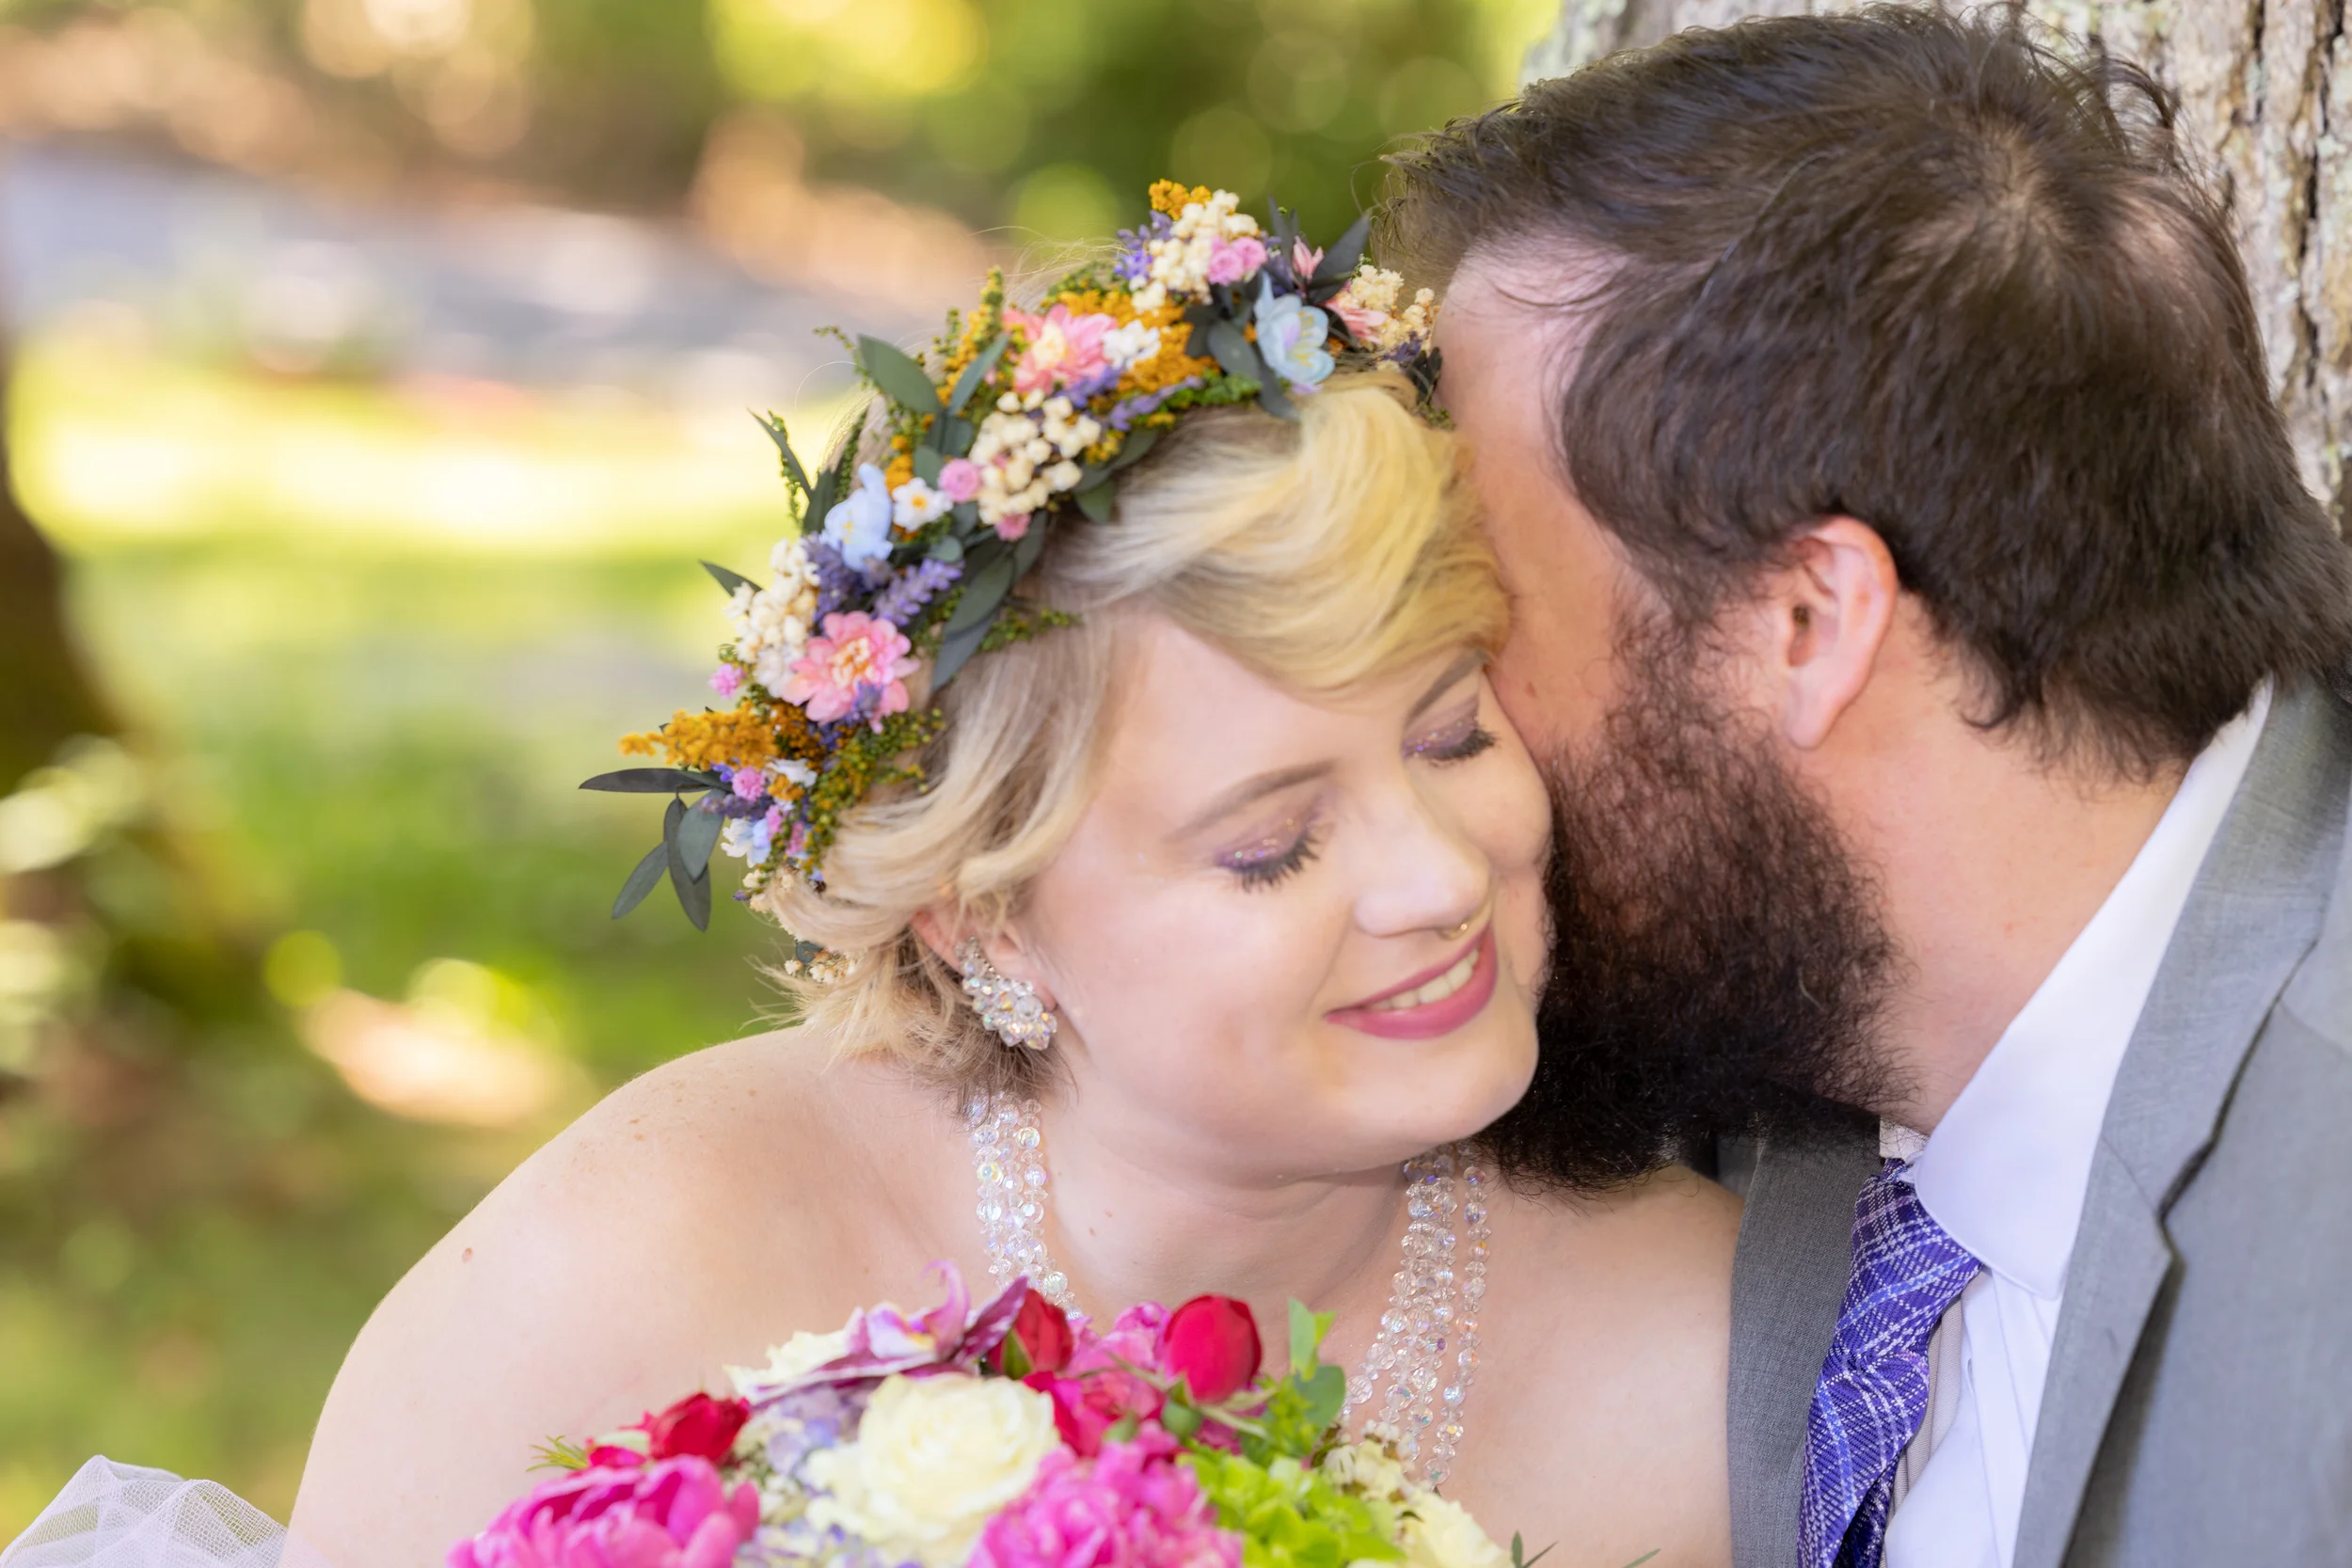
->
[939, 457, 983, 503]
[970, 1430, 1240, 1568]
[1328, 295, 1389, 344]
[1204, 235, 1266, 286]
[736, 1262, 1031, 1407]
[1292, 239, 1323, 280]
[781, 611, 919, 725]
[1009, 305, 1119, 397]
[446, 1456, 758, 1568]
[994, 511, 1033, 543]
[708, 664, 742, 698]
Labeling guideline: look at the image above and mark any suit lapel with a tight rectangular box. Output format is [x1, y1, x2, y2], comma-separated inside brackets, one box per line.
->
[1726, 1122, 1881, 1568]
[2011, 682, 2352, 1568]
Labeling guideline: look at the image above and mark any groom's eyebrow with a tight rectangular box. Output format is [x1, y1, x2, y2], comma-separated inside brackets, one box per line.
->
[1173, 763, 1333, 839]
[1405, 651, 1488, 725]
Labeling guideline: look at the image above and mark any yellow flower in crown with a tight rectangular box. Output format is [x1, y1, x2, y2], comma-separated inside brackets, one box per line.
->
[581, 182, 1443, 935]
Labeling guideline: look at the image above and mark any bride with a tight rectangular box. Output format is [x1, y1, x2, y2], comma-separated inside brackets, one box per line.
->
[23, 191, 1739, 1568]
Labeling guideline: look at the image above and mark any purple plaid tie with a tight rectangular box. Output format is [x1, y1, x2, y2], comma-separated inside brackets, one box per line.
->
[1798, 1162, 1981, 1568]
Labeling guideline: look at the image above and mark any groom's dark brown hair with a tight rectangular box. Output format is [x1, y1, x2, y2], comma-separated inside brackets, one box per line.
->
[1384, 3, 2352, 779]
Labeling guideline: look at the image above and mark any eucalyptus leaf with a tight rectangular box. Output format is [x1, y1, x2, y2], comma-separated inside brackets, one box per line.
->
[1104, 425, 1160, 475]
[701, 560, 760, 596]
[1013, 515, 1048, 575]
[930, 616, 991, 688]
[675, 796, 724, 880]
[581, 768, 725, 794]
[754, 412, 810, 494]
[660, 797, 711, 931]
[807, 460, 842, 530]
[945, 555, 1015, 634]
[1074, 482, 1115, 523]
[610, 842, 667, 920]
[946, 335, 1010, 412]
[928, 414, 973, 456]
[1206, 320, 1263, 382]
[1312, 214, 1371, 285]
[951, 499, 979, 533]
[1256, 373, 1297, 422]
[856, 335, 946, 414]
[913, 446, 944, 484]
[929, 532, 964, 562]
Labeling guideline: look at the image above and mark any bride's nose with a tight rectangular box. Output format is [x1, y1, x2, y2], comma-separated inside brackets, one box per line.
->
[1350, 792, 1489, 941]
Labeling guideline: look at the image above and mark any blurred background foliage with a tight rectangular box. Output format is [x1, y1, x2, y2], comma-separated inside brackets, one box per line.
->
[0, 0, 1552, 1537]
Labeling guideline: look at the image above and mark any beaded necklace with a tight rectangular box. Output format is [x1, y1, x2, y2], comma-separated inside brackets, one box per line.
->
[965, 1096, 1492, 1487]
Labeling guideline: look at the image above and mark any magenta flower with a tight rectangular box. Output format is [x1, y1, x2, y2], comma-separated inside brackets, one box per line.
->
[708, 665, 742, 698]
[730, 767, 768, 801]
[939, 458, 982, 503]
[736, 1262, 1030, 1407]
[446, 1457, 757, 1568]
[1203, 236, 1266, 287]
[780, 611, 919, 725]
[1009, 305, 1119, 397]
[970, 1432, 1239, 1568]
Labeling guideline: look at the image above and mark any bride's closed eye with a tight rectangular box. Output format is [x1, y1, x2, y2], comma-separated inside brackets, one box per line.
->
[1218, 810, 1327, 890]
[1406, 696, 1497, 766]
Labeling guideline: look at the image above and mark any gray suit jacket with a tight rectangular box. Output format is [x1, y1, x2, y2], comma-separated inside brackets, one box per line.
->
[1726, 679, 2352, 1567]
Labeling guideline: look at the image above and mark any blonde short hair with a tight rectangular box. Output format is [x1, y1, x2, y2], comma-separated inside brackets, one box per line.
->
[760, 372, 1506, 1097]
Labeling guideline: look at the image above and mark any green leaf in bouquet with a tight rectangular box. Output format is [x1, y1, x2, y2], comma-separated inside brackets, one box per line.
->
[1206, 319, 1263, 383]
[1104, 424, 1161, 476]
[857, 335, 946, 414]
[1312, 214, 1371, 289]
[675, 796, 725, 880]
[581, 768, 726, 793]
[927, 414, 974, 455]
[913, 446, 945, 484]
[610, 841, 667, 920]
[930, 614, 992, 689]
[1295, 1362, 1344, 1434]
[1288, 1300, 1330, 1377]
[755, 412, 811, 494]
[1074, 482, 1115, 523]
[951, 499, 979, 533]
[929, 532, 964, 562]
[1256, 372, 1297, 422]
[701, 560, 760, 596]
[1012, 516, 1049, 577]
[945, 555, 1015, 634]
[946, 334, 1010, 413]
[661, 796, 713, 931]
[530, 1436, 594, 1473]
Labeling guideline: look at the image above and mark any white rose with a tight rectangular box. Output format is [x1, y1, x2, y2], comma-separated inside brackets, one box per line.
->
[1399, 1494, 1512, 1568]
[729, 1327, 850, 1396]
[804, 1373, 1058, 1568]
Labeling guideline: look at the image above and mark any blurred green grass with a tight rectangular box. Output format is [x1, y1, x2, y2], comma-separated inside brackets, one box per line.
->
[0, 335, 814, 1532]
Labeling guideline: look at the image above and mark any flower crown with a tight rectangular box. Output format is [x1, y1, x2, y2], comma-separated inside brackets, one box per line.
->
[582, 181, 1440, 942]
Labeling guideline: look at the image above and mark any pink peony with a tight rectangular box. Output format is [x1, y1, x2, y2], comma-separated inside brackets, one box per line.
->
[1203, 236, 1266, 287]
[780, 611, 919, 725]
[938, 458, 982, 503]
[708, 665, 742, 698]
[1009, 305, 1119, 397]
[1026, 1365, 1164, 1458]
[970, 1433, 1239, 1568]
[447, 1457, 757, 1568]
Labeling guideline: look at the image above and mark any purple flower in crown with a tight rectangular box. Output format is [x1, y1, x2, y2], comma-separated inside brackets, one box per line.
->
[803, 538, 867, 621]
[733, 1262, 1028, 1409]
[1113, 211, 1173, 287]
[871, 558, 961, 626]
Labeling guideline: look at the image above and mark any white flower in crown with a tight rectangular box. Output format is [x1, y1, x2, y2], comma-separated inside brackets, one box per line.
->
[1102, 320, 1162, 371]
[1135, 188, 1263, 310]
[729, 534, 821, 693]
[823, 463, 897, 571]
[892, 476, 950, 529]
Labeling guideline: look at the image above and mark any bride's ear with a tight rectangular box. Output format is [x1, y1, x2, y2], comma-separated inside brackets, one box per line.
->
[909, 907, 1060, 1010]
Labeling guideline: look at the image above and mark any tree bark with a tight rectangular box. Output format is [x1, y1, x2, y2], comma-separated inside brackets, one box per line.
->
[1523, 0, 2352, 516]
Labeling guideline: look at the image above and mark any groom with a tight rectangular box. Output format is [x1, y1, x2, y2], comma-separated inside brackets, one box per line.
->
[1390, 7, 2352, 1567]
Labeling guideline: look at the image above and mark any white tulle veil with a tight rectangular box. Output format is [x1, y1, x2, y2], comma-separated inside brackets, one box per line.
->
[1, 1460, 326, 1568]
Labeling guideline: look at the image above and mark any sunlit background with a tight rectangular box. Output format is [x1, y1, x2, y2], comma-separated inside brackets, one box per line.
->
[0, 0, 1555, 1532]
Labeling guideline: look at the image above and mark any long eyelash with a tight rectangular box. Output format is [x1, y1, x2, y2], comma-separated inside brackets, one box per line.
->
[1233, 824, 1326, 890]
[1419, 724, 1498, 765]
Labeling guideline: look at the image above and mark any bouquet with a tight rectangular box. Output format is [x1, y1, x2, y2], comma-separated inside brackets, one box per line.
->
[449, 1266, 1526, 1568]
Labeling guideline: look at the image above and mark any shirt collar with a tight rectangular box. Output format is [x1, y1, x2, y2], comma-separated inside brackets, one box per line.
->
[1894, 682, 2272, 1300]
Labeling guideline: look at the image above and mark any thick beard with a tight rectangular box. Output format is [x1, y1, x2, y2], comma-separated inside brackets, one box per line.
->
[1480, 614, 1903, 1191]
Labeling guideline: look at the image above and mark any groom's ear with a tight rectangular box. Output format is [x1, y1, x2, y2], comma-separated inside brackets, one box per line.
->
[1756, 516, 1899, 751]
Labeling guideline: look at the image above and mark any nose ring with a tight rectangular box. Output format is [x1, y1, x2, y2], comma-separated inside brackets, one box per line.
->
[1438, 914, 1478, 942]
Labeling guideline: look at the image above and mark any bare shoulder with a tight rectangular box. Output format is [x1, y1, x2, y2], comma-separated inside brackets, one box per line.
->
[1453, 1167, 1740, 1568]
[293, 1031, 957, 1568]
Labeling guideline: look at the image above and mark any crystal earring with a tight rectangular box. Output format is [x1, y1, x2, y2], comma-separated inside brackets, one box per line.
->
[959, 940, 1057, 1051]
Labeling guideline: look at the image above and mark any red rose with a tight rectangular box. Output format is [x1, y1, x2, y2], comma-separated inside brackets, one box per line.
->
[999, 1289, 1075, 1378]
[640, 1392, 752, 1464]
[1155, 1295, 1262, 1403]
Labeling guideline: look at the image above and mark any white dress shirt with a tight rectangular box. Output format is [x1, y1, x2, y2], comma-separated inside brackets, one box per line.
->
[1880, 684, 2272, 1568]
